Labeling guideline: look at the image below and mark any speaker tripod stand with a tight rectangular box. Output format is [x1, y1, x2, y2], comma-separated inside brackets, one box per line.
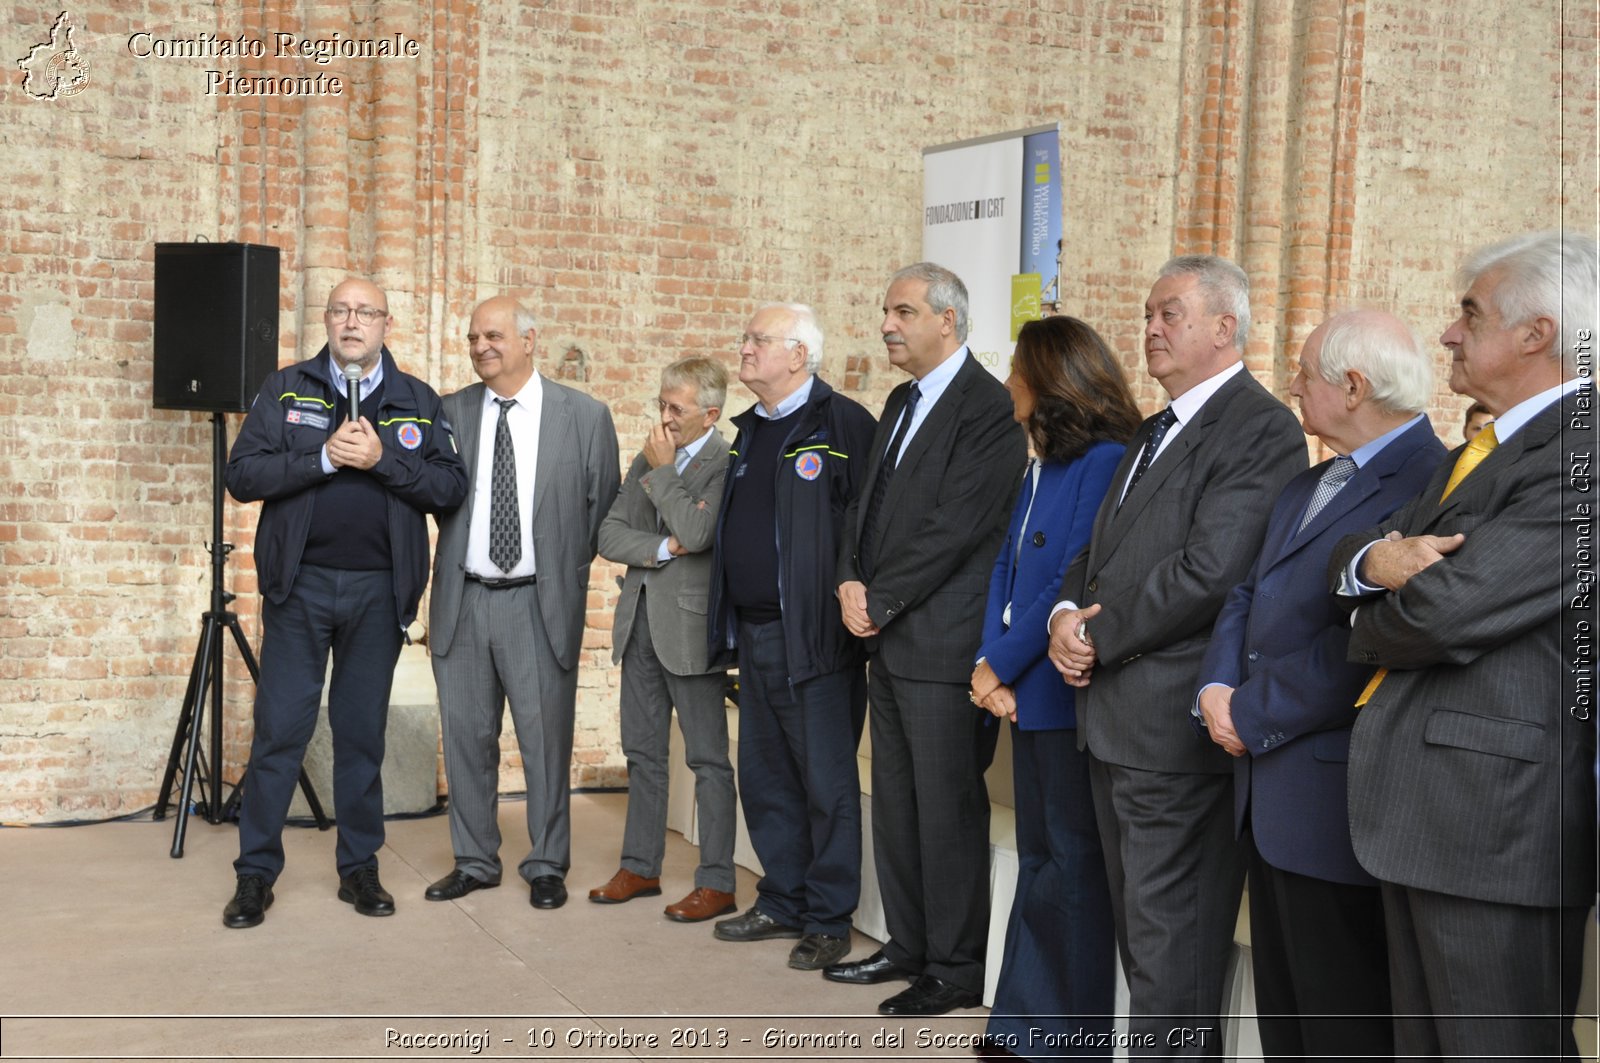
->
[154, 411, 328, 858]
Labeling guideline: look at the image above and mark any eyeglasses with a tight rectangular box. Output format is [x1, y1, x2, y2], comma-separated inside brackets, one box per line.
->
[325, 305, 388, 325]
[656, 399, 702, 418]
[739, 333, 799, 349]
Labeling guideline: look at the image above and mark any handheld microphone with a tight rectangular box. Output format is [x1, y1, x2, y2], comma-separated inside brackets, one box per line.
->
[342, 361, 364, 425]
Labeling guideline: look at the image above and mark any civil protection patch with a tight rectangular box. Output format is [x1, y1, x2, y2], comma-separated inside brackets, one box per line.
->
[793, 452, 823, 480]
[396, 423, 424, 450]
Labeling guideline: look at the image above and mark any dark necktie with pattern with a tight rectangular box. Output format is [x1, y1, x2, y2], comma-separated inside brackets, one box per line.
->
[1119, 406, 1177, 508]
[489, 397, 521, 573]
[1298, 455, 1358, 532]
[860, 382, 920, 582]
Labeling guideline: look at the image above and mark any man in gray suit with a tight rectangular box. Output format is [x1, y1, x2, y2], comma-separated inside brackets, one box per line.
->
[589, 356, 737, 924]
[830, 263, 1028, 1016]
[1329, 230, 1597, 1058]
[425, 296, 620, 910]
[1048, 255, 1306, 1054]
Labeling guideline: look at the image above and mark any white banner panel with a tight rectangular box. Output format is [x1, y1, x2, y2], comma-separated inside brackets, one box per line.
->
[922, 137, 1023, 380]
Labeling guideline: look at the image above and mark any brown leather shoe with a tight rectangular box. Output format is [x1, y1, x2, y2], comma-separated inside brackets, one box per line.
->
[587, 868, 661, 904]
[664, 887, 737, 923]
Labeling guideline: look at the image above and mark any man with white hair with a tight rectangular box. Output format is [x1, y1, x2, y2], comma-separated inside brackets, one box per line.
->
[706, 302, 877, 971]
[1196, 309, 1447, 1058]
[1330, 231, 1598, 1057]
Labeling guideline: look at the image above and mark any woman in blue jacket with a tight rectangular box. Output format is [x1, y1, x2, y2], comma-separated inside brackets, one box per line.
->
[972, 316, 1141, 1060]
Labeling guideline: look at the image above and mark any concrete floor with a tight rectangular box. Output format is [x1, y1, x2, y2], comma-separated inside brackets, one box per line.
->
[0, 792, 989, 1061]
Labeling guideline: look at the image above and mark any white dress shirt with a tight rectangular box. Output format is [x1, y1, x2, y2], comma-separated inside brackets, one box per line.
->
[886, 346, 969, 466]
[465, 373, 543, 579]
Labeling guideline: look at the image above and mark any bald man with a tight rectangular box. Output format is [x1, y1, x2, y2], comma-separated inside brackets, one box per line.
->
[223, 277, 467, 928]
[425, 296, 619, 912]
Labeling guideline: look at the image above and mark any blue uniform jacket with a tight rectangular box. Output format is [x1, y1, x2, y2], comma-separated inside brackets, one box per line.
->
[224, 346, 467, 629]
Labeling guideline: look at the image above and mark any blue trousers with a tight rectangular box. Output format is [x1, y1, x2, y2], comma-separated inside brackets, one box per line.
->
[986, 725, 1115, 1059]
[235, 566, 401, 883]
[735, 618, 865, 937]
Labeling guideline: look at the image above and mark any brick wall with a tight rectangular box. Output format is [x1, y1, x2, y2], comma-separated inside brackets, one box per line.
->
[0, 0, 1590, 821]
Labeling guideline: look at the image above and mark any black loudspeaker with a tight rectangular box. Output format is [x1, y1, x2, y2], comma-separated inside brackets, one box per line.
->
[153, 242, 280, 412]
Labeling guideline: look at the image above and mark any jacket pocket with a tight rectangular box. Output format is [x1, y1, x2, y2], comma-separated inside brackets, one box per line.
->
[1310, 730, 1350, 764]
[1424, 709, 1543, 763]
[677, 592, 708, 616]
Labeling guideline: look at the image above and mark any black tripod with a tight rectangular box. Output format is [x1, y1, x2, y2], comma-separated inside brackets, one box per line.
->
[154, 411, 327, 857]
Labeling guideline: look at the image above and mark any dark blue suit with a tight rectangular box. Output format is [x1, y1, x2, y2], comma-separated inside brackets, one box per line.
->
[1197, 415, 1445, 1058]
[980, 442, 1121, 1058]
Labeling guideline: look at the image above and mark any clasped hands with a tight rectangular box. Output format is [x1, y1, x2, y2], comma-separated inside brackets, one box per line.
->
[837, 580, 879, 638]
[970, 659, 1016, 722]
[327, 416, 382, 470]
[1047, 603, 1102, 688]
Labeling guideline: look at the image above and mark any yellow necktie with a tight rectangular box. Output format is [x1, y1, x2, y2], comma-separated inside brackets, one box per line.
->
[1356, 424, 1498, 707]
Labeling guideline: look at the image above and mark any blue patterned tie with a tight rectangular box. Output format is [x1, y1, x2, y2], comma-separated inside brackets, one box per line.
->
[1298, 455, 1358, 532]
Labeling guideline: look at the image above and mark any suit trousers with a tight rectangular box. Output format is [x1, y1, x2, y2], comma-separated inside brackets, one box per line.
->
[618, 591, 735, 892]
[736, 618, 865, 937]
[1246, 834, 1392, 1062]
[1382, 881, 1588, 1060]
[432, 579, 576, 884]
[868, 661, 998, 993]
[1088, 755, 1244, 1058]
[235, 565, 401, 883]
[986, 725, 1116, 1059]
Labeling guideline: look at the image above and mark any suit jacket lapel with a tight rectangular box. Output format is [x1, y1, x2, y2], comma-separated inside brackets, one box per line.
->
[682, 427, 727, 492]
[457, 383, 486, 524]
[882, 361, 969, 514]
[1084, 431, 1143, 571]
[533, 379, 570, 527]
[854, 381, 911, 547]
[1282, 419, 1432, 558]
[1109, 428, 1197, 534]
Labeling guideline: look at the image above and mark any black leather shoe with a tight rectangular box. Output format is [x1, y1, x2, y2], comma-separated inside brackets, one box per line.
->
[877, 974, 981, 1016]
[337, 866, 395, 916]
[712, 906, 802, 942]
[822, 948, 912, 985]
[975, 1036, 1021, 1060]
[529, 875, 568, 909]
[223, 874, 273, 929]
[788, 932, 850, 970]
[424, 868, 499, 901]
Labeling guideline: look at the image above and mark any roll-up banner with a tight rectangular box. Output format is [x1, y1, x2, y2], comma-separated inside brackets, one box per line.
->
[922, 124, 1061, 381]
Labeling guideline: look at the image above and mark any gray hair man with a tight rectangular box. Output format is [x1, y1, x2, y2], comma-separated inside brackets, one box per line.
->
[1330, 231, 1597, 1058]
[1047, 253, 1308, 1053]
[1195, 308, 1447, 1058]
[828, 263, 1028, 1015]
[589, 357, 738, 923]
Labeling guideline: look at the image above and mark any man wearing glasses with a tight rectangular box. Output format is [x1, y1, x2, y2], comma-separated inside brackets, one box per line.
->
[222, 276, 467, 928]
[706, 303, 877, 972]
[589, 357, 737, 922]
